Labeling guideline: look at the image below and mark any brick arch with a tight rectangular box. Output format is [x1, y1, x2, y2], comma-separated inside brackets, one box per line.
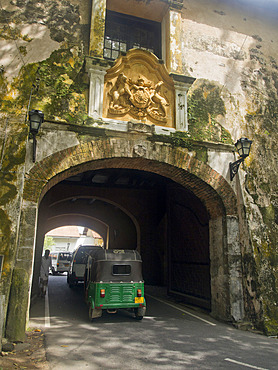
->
[23, 138, 237, 219]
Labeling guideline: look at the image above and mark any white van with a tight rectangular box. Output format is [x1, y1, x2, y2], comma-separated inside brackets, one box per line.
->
[50, 252, 72, 274]
[67, 245, 102, 287]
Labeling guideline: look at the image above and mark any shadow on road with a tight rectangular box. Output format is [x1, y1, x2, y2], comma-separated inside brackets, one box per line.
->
[29, 275, 278, 370]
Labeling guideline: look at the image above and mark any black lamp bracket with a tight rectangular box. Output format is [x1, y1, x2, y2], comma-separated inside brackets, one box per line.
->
[32, 133, 37, 163]
[229, 157, 244, 181]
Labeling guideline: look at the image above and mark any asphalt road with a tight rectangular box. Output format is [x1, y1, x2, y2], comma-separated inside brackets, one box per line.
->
[29, 275, 278, 369]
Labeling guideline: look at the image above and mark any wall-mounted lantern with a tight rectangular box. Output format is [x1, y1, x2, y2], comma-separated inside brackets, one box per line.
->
[229, 137, 252, 181]
[29, 109, 44, 162]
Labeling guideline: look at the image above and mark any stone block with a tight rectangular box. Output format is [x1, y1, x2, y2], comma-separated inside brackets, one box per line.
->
[17, 247, 34, 261]
[6, 268, 29, 342]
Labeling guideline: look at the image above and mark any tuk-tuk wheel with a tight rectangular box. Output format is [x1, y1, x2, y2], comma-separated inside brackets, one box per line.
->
[134, 307, 144, 320]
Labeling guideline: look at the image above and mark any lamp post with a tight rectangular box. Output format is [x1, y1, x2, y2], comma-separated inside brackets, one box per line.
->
[29, 109, 44, 162]
[229, 137, 252, 181]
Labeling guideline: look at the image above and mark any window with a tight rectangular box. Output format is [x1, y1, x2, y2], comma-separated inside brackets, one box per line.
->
[112, 264, 131, 275]
[58, 253, 71, 261]
[75, 247, 94, 263]
[104, 10, 161, 60]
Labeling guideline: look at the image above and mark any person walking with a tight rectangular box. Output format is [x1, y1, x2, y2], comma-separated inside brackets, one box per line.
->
[39, 249, 52, 297]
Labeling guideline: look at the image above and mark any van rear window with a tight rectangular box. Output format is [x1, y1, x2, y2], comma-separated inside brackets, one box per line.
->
[112, 264, 131, 275]
[75, 248, 94, 263]
[58, 253, 71, 261]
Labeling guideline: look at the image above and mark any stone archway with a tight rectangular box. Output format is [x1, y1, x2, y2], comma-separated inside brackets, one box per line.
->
[6, 137, 241, 341]
[23, 138, 237, 216]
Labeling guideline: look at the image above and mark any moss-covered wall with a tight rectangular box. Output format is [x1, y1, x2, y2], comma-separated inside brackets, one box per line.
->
[0, 0, 90, 341]
[179, 1, 278, 335]
[0, 116, 27, 336]
[241, 43, 278, 334]
[0, 0, 278, 339]
[0, 0, 89, 122]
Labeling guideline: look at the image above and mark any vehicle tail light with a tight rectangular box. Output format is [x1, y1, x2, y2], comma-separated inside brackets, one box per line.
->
[100, 289, 105, 298]
[137, 289, 142, 297]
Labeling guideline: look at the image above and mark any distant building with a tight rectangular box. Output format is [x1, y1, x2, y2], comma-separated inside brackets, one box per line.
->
[46, 226, 103, 252]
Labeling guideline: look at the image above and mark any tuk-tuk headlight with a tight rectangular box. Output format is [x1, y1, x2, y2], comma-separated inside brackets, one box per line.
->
[137, 289, 142, 297]
[100, 289, 105, 298]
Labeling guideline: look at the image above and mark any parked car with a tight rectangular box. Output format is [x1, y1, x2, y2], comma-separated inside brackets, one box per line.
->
[84, 249, 146, 320]
[50, 252, 72, 274]
[67, 245, 102, 287]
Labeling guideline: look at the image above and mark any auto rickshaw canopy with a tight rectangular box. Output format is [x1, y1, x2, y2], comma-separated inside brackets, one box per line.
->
[88, 249, 143, 283]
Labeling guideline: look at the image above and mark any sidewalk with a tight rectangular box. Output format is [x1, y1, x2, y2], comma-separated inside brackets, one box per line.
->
[0, 327, 48, 369]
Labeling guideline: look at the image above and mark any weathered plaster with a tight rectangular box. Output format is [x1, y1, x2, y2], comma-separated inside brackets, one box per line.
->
[0, 24, 60, 81]
[180, 19, 254, 94]
[89, 0, 106, 57]
[207, 149, 233, 181]
[209, 216, 229, 321]
[227, 215, 244, 322]
[169, 10, 183, 73]
[25, 126, 80, 172]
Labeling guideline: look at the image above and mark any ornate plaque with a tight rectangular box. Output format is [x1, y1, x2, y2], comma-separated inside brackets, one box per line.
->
[103, 49, 175, 128]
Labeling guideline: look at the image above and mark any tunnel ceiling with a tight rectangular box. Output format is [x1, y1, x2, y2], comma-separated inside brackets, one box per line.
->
[39, 167, 210, 249]
[62, 168, 171, 189]
[42, 167, 209, 233]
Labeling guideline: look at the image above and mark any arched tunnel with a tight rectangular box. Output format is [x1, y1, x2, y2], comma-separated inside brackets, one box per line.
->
[32, 168, 211, 310]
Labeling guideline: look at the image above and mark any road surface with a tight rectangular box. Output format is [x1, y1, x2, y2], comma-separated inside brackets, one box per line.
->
[29, 275, 278, 369]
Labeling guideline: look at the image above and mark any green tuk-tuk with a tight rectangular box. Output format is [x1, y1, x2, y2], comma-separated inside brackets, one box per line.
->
[84, 249, 146, 320]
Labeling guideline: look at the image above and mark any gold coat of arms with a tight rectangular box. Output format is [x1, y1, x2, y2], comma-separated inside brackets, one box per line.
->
[103, 49, 175, 127]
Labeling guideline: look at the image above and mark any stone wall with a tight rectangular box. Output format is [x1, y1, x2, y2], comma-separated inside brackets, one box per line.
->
[180, 0, 278, 334]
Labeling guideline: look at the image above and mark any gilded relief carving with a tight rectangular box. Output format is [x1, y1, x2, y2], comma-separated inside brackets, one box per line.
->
[103, 49, 175, 127]
[108, 73, 169, 122]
